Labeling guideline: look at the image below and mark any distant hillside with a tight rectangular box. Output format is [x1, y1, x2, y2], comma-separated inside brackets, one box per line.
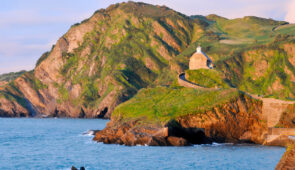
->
[0, 1, 295, 118]
[0, 70, 26, 82]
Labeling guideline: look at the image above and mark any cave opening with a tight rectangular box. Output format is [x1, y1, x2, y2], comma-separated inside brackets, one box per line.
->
[97, 107, 108, 118]
[168, 126, 212, 145]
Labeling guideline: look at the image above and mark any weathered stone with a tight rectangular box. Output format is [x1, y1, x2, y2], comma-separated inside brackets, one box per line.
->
[167, 136, 189, 146]
[276, 144, 295, 170]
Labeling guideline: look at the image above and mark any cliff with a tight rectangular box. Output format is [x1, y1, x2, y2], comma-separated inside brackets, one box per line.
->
[0, 2, 295, 118]
[0, 2, 201, 118]
[94, 87, 266, 146]
[276, 144, 295, 170]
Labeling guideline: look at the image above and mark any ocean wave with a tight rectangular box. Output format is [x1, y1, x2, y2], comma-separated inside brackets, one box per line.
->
[82, 130, 97, 136]
[194, 142, 234, 147]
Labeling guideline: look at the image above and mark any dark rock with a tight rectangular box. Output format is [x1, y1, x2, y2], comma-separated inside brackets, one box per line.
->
[167, 136, 190, 146]
[71, 166, 78, 170]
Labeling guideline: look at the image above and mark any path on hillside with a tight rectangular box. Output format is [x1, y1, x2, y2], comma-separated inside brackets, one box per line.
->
[178, 73, 216, 90]
[178, 73, 295, 128]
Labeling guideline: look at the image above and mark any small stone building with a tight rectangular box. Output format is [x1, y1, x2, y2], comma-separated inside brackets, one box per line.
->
[189, 46, 213, 70]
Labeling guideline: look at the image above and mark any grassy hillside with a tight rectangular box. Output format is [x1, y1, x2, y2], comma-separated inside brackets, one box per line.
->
[112, 86, 240, 123]
[185, 69, 230, 88]
[0, 2, 295, 117]
[216, 43, 295, 100]
[0, 71, 26, 82]
[53, 2, 202, 109]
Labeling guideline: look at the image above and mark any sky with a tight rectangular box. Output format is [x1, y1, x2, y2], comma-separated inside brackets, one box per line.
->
[0, 0, 295, 74]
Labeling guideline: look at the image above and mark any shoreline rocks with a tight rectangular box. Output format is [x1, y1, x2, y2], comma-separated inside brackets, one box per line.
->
[276, 144, 295, 170]
[93, 94, 267, 146]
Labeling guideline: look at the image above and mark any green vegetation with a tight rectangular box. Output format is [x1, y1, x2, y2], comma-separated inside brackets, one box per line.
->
[81, 79, 99, 106]
[23, 72, 48, 91]
[0, 70, 26, 82]
[275, 24, 295, 36]
[185, 69, 230, 88]
[0, 81, 27, 109]
[36, 51, 50, 67]
[217, 48, 295, 100]
[58, 84, 69, 102]
[112, 86, 240, 123]
[2, 2, 295, 117]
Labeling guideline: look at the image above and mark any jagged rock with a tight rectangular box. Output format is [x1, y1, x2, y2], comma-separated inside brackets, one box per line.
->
[276, 144, 295, 170]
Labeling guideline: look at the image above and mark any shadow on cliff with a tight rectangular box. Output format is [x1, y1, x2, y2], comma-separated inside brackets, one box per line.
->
[166, 120, 212, 145]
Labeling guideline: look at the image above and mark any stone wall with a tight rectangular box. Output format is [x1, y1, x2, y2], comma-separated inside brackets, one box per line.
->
[268, 128, 295, 136]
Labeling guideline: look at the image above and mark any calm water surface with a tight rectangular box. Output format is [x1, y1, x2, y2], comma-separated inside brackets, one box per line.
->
[0, 118, 285, 170]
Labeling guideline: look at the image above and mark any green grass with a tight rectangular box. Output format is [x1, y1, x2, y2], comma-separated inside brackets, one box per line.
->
[4, 1, 295, 115]
[276, 24, 295, 36]
[0, 81, 28, 109]
[209, 16, 285, 44]
[112, 86, 241, 123]
[23, 72, 48, 91]
[185, 69, 230, 88]
[238, 50, 295, 99]
[58, 84, 69, 102]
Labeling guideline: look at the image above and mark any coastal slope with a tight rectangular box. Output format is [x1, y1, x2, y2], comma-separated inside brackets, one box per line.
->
[0, 2, 295, 118]
[94, 87, 267, 146]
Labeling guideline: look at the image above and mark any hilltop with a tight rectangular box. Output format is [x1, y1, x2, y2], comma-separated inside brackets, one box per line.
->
[0, 1, 295, 118]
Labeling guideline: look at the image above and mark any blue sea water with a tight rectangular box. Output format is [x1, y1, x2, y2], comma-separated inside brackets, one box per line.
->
[0, 118, 285, 170]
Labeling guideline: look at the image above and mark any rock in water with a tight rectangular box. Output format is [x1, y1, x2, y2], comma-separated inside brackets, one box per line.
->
[71, 166, 78, 170]
[276, 144, 295, 170]
[71, 166, 85, 170]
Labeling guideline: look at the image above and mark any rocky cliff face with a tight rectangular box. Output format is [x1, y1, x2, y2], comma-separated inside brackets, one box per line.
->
[217, 44, 295, 100]
[0, 2, 295, 118]
[94, 91, 266, 146]
[276, 144, 295, 170]
[0, 2, 203, 118]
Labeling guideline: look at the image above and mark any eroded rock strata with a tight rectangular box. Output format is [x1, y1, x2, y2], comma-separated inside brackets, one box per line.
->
[276, 144, 295, 170]
[94, 91, 267, 146]
[1, 2, 295, 118]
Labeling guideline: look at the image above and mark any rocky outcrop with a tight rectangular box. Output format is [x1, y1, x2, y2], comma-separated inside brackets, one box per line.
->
[0, 2, 199, 118]
[0, 97, 29, 117]
[0, 2, 294, 119]
[94, 94, 267, 146]
[276, 144, 295, 170]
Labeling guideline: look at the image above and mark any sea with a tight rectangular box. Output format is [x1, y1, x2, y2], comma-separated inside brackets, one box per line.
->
[0, 118, 285, 170]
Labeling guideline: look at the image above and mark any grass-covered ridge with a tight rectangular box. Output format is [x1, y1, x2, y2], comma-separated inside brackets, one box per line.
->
[217, 45, 295, 100]
[1, 1, 295, 117]
[112, 86, 240, 123]
[0, 70, 26, 82]
[185, 69, 230, 88]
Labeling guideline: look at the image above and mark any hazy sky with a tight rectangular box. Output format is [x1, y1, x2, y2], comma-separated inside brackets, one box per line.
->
[0, 0, 295, 74]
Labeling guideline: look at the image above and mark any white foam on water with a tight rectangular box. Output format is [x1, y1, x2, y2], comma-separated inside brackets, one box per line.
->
[194, 142, 234, 147]
[81, 130, 95, 136]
